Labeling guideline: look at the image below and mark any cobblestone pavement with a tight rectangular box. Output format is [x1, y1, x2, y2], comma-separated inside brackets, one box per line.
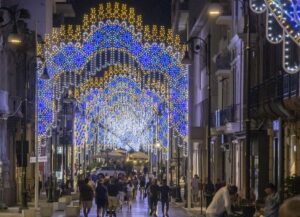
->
[52, 196, 194, 217]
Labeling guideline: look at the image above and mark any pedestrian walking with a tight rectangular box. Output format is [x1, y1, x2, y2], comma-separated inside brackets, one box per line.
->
[95, 179, 108, 217]
[80, 178, 94, 217]
[192, 175, 200, 202]
[139, 175, 146, 199]
[45, 176, 50, 199]
[264, 183, 280, 217]
[160, 179, 170, 217]
[107, 178, 119, 217]
[117, 178, 126, 210]
[132, 176, 138, 200]
[149, 179, 160, 217]
[127, 181, 134, 211]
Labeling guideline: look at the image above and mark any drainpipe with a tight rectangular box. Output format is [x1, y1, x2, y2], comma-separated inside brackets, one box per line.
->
[245, 0, 251, 200]
[277, 118, 284, 201]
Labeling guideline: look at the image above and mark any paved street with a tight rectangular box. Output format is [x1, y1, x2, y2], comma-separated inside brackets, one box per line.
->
[51, 196, 193, 217]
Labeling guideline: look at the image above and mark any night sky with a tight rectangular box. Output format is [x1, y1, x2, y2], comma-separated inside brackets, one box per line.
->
[67, 0, 172, 27]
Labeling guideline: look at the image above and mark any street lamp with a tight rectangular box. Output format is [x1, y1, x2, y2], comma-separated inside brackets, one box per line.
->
[7, 25, 22, 44]
[0, 7, 30, 44]
[22, 53, 49, 208]
[183, 0, 252, 203]
[175, 135, 182, 202]
[0, 52, 49, 208]
[182, 35, 212, 207]
[207, 2, 222, 16]
[206, 0, 252, 200]
[181, 1, 225, 207]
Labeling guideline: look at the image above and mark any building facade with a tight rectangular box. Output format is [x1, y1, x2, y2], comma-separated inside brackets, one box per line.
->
[172, 0, 300, 205]
[0, 0, 74, 206]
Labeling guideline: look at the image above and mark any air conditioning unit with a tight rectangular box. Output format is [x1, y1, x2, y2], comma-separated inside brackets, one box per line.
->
[0, 90, 9, 115]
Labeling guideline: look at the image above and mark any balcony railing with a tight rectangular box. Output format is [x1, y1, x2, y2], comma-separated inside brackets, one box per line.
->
[250, 74, 283, 106]
[283, 73, 299, 98]
[215, 50, 231, 71]
[215, 105, 235, 128]
[250, 73, 299, 116]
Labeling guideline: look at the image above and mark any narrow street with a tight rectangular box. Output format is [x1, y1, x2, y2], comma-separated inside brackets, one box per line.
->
[1, 0, 300, 216]
[48, 195, 193, 217]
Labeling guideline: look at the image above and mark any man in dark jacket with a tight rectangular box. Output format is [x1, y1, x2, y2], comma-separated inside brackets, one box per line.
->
[160, 179, 170, 217]
[95, 179, 108, 217]
[107, 178, 119, 217]
[149, 179, 160, 216]
[80, 178, 94, 217]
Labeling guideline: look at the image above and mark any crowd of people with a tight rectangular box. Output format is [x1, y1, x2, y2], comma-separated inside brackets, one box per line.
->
[43, 172, 300, 217]
[77, 174, 171, 217]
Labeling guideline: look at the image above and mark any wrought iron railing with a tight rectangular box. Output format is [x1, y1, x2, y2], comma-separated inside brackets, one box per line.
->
[283, 73, 299, 98]
[215, 50, 231, 70]
[215, 105, 235, 128]
[250, 73, 299, 114]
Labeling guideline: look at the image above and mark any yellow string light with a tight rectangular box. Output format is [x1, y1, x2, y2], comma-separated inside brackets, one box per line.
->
[44, 33, 50, 48]
[74, 25, 82, 41]
[113, 2, 120, 19]
[136, 15, 143, 32]
[106, 2, 113, 19]
[144, 25, 151, 41]
[166, 29, 173, 45]
[128, 8, 135, 25]
[43, 2, 185, 70]
[82, 14, 90, 32]
[59, 25, 66, 41]
[152, 25, 158, 41]
[121, 4, 128, 20]
[159, 26, 166, 42]
[75, 64, 170, 99]
[90, 8, 97, 24]
[174, 35, 181, 50]
[98, 4, 105, 20]
[37, 43, 43, 57]
[52, 28, 59, 44]
[67, 25, 74, 42]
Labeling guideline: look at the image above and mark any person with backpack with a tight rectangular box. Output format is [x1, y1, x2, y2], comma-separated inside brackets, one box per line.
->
[95, 179, 108, 217]
[160, 179, 170, 217]
[80, 178, 94, 217]
[149, 179, 160, 216]
[127, 180, 134, 211]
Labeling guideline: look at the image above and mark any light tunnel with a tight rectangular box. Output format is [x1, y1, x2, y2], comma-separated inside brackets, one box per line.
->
[36, 2, 189, 156]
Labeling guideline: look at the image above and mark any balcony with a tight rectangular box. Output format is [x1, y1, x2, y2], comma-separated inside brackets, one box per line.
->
[249, 73, 299, 119]
[283, 73, 299, 99]
[282, 73, 300, 114]
[215, 49, 231, 78]
[213, 105, 240, 133]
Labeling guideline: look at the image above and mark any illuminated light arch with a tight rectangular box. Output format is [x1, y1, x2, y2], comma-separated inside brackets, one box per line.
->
[251, 0, 300, 73]
[37, 2, 189, 156]
[74, 65, 170, 152]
